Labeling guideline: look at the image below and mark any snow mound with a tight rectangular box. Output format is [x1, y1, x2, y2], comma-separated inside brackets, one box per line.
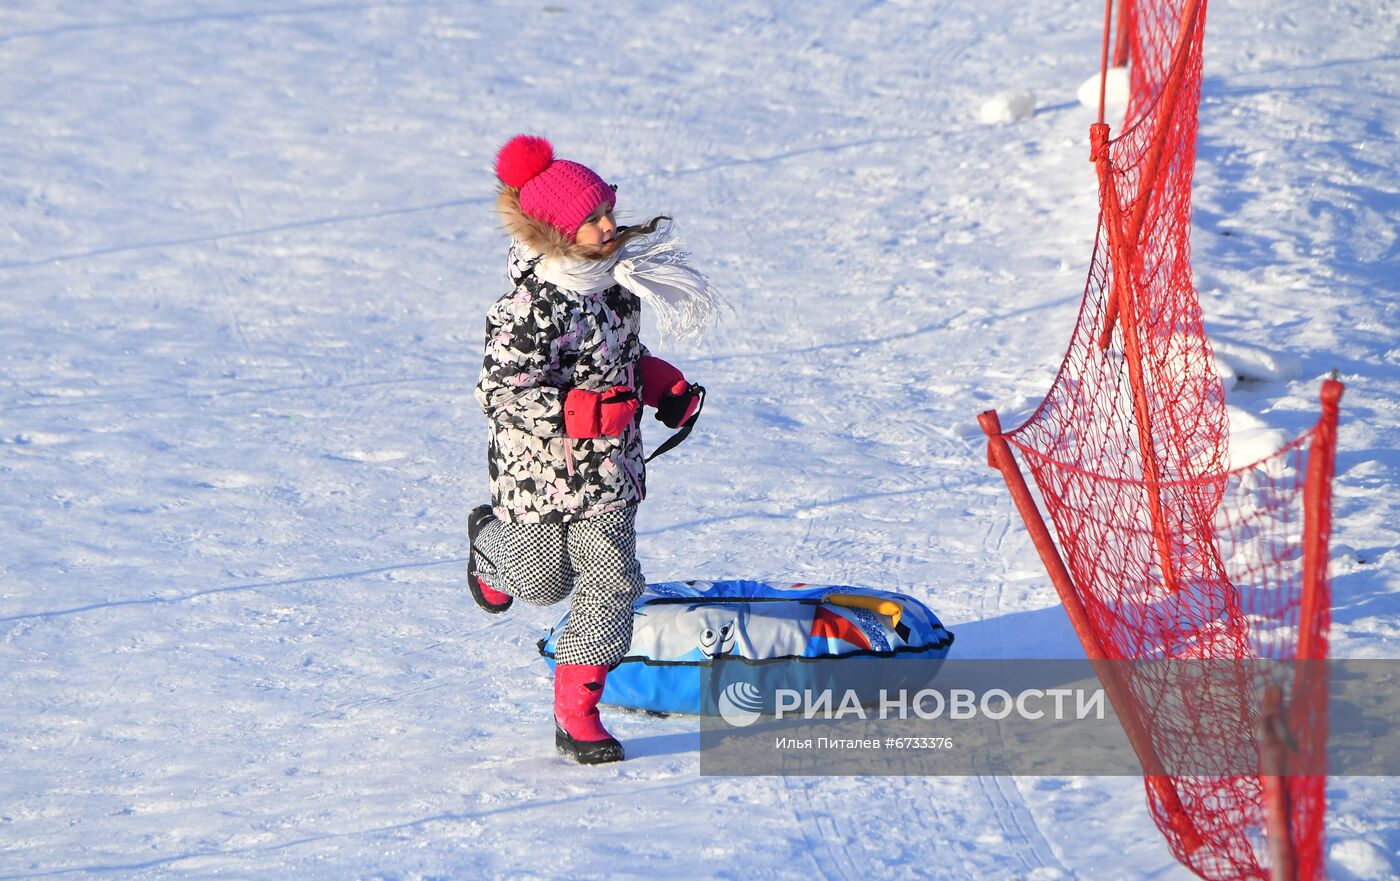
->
[1077, 66, 1130, 114]
[979, 90, 1036, 123]
[1212, 340, 1303, 387]
[1329, 837, 1398, 881]
[1224, 406, 1291, 470]
[1329, 544, 1372, 576]
[1227, 427, 1291, 470]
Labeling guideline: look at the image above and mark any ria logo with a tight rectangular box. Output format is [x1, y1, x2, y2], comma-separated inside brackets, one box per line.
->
[717, 681, 764, 727]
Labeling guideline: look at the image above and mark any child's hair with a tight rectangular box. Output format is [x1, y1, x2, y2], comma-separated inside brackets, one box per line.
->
[602, 215, 672, 257]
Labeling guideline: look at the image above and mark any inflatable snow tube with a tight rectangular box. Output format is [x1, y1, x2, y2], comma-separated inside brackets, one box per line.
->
[538, 579, 956, 715]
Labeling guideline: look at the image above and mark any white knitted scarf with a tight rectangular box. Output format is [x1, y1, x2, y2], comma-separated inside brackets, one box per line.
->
[519, 220, 727, 341]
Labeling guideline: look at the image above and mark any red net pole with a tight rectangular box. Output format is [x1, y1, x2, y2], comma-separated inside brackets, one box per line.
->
[1285, 378, 1342, 881]
[1124, 0, 1204, 244]
[1097, 0, 1206, 351]
[1259, 685, 1297, 881]
[979, 409, 1203, 852]
[1087, 0, 1207, 596]
[983, 0, 1338, 875]
[1298, 379, 1342, 664]
[1091, 123, 1181, 593]
[1098, 0, 1116, 125]
[1113, 0, 1134, 68]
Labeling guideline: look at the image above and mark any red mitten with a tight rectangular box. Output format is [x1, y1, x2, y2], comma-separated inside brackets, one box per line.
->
[598, 386, 639, 436]
[639, 355, 685, 408]
[655, 381, 701, 428]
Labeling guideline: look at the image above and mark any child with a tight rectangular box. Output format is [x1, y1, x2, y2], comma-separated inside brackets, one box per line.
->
[468, 134, 722, 764]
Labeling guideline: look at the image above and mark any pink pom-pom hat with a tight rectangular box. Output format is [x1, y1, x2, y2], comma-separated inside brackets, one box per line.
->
[494, 134, 615, 242]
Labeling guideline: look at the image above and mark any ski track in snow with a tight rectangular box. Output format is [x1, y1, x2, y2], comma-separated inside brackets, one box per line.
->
[971, 485, 1077, 881]
[2, 0, 1397, 879]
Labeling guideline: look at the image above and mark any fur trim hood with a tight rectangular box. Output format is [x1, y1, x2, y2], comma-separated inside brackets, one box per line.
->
[497, 188, 729, 341]
[496, 186, 600, 262]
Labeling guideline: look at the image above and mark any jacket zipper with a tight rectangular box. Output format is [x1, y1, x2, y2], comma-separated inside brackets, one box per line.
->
[622, 361, 643, 500]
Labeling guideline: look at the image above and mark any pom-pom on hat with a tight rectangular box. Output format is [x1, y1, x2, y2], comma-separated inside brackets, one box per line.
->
[495, 134, 615, 242]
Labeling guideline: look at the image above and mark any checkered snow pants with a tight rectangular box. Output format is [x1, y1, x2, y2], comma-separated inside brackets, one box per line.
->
[472, 507, 646, 667]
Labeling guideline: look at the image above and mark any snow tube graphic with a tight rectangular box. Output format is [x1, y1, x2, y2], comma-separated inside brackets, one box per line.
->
[537, 579, 956, 715]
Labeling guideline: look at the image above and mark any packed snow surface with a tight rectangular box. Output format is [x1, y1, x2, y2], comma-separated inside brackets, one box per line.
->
[1, 1, 1396, 879]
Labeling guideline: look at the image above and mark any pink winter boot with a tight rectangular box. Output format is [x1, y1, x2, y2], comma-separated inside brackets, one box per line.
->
[468, 505, 512, 613]
[554, 664, 624, 764]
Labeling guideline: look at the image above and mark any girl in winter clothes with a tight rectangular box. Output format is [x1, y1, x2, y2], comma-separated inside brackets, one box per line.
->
[468, 134, 722, 764]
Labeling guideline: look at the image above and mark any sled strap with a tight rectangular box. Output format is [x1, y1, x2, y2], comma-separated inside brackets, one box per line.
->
[645, 384, 705, 463]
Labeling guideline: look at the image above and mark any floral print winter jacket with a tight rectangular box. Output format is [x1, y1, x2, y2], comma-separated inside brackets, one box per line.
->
[475, 244, 649, 524]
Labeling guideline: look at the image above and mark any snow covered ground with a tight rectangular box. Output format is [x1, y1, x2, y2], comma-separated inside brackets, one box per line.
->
[1, 1, 1396, 878]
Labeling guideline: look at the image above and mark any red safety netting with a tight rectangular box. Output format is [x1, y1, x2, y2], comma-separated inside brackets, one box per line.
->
[980, 1, 1338, 880]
